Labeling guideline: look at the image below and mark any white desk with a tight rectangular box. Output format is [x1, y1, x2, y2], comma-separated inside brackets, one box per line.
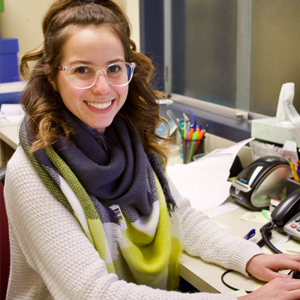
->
[0, 122, 19, 165]
[0, 122, 19, 149]
[179, 197, 274, 294]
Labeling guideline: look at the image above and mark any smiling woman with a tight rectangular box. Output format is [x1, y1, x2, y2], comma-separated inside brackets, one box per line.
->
[20, 2, 166, 156]
[4, 1, 300, 300]
[48, 25, 130, 133]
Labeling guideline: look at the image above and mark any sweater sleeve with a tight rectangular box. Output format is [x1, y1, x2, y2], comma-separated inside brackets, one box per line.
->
[4, 147, 237, 300]
[168, 178, 264, 276]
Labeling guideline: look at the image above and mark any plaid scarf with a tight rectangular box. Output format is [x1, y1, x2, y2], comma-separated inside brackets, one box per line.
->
[19, 107, 182, 290]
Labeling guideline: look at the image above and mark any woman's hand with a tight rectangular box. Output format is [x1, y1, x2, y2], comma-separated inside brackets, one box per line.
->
[238, 277, 300, 300]
[246, 253, 300, 282]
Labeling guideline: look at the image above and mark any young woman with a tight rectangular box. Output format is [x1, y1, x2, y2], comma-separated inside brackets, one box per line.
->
[4, 0, 300, 299]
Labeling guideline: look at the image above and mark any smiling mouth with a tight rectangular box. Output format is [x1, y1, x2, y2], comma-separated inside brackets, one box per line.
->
[86, 101, 112, 110]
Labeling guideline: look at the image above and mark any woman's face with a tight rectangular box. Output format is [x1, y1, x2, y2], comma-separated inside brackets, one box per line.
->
[49, 25, 129, 132]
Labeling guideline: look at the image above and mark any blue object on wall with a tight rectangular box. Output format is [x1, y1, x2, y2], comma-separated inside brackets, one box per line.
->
[0, 38, 20, 83]
[0, 81, 26, 106]
[0, 92, 22, 105]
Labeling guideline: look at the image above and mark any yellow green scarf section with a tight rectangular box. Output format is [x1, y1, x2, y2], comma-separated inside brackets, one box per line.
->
[42, 146, 182, 291]
[120, 171, 182, 290]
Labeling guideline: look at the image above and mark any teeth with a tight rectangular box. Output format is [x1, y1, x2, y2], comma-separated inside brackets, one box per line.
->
[87, 101, 112, 109]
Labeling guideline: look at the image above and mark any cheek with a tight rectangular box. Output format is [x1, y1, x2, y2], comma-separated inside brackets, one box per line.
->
[58, 84, 84, 107]
[56, 72, 81, 98]
[119, 86, 129, 101]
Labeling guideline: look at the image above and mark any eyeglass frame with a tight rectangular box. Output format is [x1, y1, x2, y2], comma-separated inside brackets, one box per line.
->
[57, 62, 137, 89]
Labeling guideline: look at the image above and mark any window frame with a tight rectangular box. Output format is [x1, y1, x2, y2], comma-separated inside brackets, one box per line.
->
[139, 0, 268, 142]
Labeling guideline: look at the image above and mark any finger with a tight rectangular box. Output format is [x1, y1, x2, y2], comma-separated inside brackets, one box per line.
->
[283, 254, 300, 263]
[278, 259, 300, 272]
[258, 269, 292, 282]
[271, 272, 290, 279]
[287, 278, 300, 290]
[252, 269, 283, 282]
[284, 280, 300, 300]
[270, 255, 300, 271]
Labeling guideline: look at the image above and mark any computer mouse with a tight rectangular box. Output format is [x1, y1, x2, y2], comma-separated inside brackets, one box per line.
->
[292, 270, 300, 279]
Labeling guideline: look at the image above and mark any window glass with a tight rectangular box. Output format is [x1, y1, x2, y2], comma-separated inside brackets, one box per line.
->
[167, 0, 300, 117]
[250, 0, 300, 116]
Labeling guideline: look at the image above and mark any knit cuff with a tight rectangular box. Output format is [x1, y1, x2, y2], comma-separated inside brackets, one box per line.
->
[229, 240, 264, 277]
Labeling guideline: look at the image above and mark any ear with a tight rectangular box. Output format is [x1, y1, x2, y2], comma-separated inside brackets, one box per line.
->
[48, 75, 57, 91]
[45, 64, 57, 91]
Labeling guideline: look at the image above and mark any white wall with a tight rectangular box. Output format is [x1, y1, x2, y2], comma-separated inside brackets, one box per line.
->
[123, 0, 140, 51]
[0, 0, 140, 65]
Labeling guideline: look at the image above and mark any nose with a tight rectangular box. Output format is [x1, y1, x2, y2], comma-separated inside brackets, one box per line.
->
[91, 71, 111, 95]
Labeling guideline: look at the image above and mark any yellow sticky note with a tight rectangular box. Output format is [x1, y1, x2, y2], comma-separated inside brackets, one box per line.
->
[239, 211, 269, 224]
[228, 290, 248, 296]
[212, 220, 233, 231]
[254, 282, 265, 290]
[283, 239, 300, 253]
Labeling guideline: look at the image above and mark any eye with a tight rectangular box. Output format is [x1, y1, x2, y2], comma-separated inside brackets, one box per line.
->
[73, 66, 91, 74]
[69, 65, 95, 78]
[107, 64, 121, 73]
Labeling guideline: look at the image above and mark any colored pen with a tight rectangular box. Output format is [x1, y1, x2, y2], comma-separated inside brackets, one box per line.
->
[288, 157, 300, 182]
[243, 229, 256, 240]
[296, 160, 300, 178]
[262, 210, 271, 220]
[187, 128, 194, 140]
[184, 124, 192, 163]
[180, 121, 184, 139]
[187, 131, 199, 162]
[195, 129, 205, 152]
[185, 121, 191, 140]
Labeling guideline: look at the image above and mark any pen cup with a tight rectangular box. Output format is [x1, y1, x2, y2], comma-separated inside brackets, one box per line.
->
[182, 137, 205, 164]
[286, 177, 300, 196]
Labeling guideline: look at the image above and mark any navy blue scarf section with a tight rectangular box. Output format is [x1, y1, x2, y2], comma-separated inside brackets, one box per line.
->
[36, 106, 176, 214]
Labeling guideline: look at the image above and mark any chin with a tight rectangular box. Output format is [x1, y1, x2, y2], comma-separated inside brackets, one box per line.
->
[90, 120, 113, 133]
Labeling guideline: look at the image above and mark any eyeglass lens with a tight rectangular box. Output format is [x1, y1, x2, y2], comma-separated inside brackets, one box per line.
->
[69, 62, 133, 88]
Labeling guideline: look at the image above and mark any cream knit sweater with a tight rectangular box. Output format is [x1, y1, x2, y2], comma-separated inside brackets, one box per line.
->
[4, 146, 263, 300]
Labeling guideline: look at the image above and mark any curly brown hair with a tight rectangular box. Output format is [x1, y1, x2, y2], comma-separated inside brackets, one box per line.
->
[20, 0, 171, 164]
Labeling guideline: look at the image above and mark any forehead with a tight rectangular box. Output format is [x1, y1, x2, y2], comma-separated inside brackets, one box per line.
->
[61, 25, 125, 65]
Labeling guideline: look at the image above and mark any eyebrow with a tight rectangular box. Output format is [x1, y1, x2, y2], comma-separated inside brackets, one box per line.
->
[69, 58, 125, 66]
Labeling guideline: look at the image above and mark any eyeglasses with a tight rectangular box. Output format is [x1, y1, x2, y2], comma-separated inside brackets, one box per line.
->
[57, 62, 136, 89]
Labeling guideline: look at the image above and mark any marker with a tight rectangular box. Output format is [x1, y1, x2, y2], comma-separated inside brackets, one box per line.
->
[180, 122, 184, 139]
[243, 229, 256, 240]
[195, 129, 205, 152]
[187, 131, 199, 162]
[262, 210, 271, 220]
[187, 128, 194, 140]
[186, 121, 191, 139]
[288, 157, 300, 182]
[183, 120, 187, 139]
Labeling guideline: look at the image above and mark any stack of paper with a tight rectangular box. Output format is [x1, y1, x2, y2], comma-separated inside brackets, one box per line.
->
[0, 104, 25, 123]
[167, 137, 254, 212]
